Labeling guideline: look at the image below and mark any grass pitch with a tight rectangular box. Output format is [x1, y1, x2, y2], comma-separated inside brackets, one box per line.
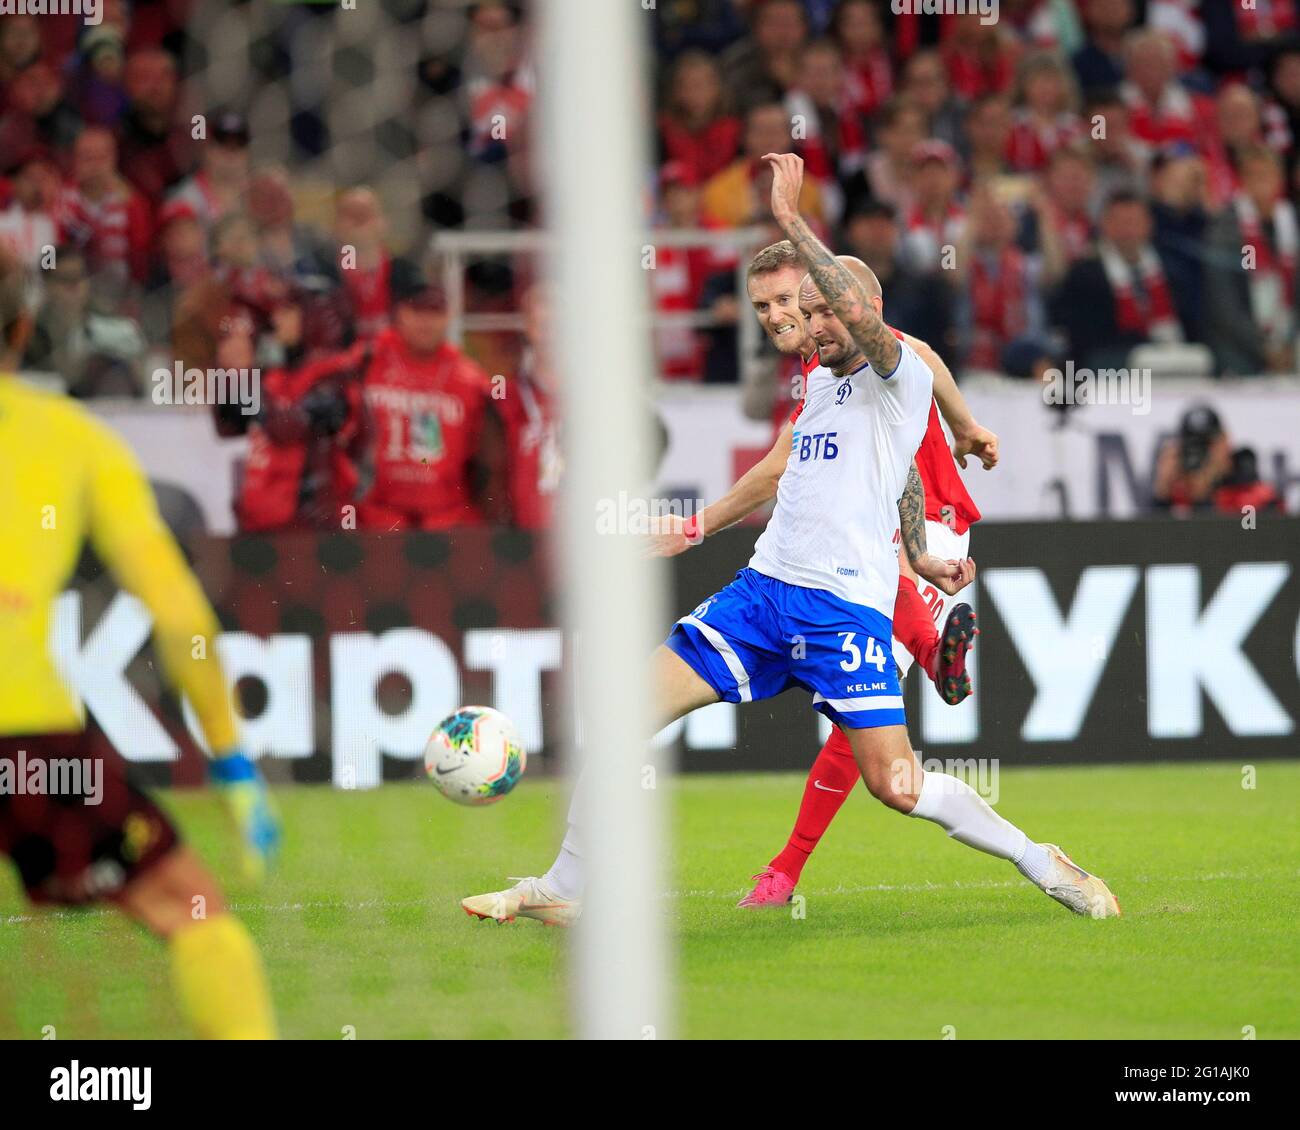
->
[2, 762, 1297, 1039]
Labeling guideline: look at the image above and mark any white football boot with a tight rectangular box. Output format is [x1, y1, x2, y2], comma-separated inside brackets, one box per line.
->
[461, 877, 581, 927]
[1036, 844, 1121, 918]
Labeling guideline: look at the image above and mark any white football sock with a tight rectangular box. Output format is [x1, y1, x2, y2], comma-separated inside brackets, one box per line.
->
[909, 770, 1028, 862]
[1012, 839, 1053, 885]
[539, 778, 584, 900]
[540, 833, 583, 901]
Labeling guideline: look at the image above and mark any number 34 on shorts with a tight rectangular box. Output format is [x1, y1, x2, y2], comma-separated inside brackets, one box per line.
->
[665, 567, 906, 731]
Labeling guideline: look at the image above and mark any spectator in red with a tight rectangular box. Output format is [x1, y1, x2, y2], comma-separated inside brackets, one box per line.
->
[700, 102, 824, 228]
[899, 140, 966, 276]
[228, 309, 354, 532]
[962, 92, 1015, 184]
[228, 291, 355, 531]
[168, 109, 251, 231]
[462, 0, 532, 165]
[171, 212, 284, 370]
[333, 186, 398, 341]
[1052, 190, 1188, 370]
[941, 13, 1020, 101]
[250, 167, 330, 285]
[1037, 146, 1098, 277]
[209, 212, 286, 321]
[1086, 87, 1150, 200]
[1149, 149, 1209, 334]
[1201, 84, 1268, 210]
[784, 38, 867, 224]
[842, 199, 953, 352]
[1006, 50, 1084, 172]
[900, 50, 966, 154]
[0, 149, 59, 273]
[657, 50, 742, 186]
[339, 276, 502, 531]
[139, 199, 207, 347]
[1213, 448, 1285, 516]
[1232, 0, 1299, 46]
[860, 97, 927, 211]
[1120, 29, 1211, 152]
[60, 126, 153, 287]
[0, 61, 83, 162]
[956, 185, 1043, 371]
[118, 48, 193, 207]
[0, 14, 42, 88]
[1205, 145, 1299, 375]
[652, 161, 709, 380]
[498, 282, 560, 529]
[832, 0, 893, 120]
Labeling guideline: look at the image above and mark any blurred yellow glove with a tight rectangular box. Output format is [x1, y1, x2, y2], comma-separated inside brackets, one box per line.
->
[209, 750, 282, 883]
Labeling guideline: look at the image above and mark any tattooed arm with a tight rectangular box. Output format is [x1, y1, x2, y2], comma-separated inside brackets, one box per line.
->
[763, 151, 902, 376]
[898, 461, 928, 567]
[898, 460, 978, 597]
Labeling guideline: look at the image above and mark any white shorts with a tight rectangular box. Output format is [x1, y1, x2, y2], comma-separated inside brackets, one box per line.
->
[893, 520, 972, 677]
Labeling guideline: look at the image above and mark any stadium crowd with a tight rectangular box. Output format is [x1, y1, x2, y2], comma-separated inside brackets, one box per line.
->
[0, 0, 1294, 529]
[655, 0, 1300, 385]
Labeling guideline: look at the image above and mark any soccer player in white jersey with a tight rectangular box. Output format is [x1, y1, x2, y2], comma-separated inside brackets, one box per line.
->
[736, 238, 998, 908]
[460, 153, 1120, 926]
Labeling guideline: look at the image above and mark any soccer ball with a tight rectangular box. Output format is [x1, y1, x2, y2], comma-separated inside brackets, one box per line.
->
[424, 706, 526, 806]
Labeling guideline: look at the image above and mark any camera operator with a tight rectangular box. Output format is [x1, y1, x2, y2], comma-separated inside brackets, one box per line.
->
[1152, 404, 1234, 515]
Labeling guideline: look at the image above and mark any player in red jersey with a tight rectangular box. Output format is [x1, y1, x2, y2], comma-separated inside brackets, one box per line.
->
[734, 239, 1000, 907]
[498, 282, 561, 529]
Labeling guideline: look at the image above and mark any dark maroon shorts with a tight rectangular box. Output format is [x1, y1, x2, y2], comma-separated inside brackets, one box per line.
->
[0, 731, 180, 905]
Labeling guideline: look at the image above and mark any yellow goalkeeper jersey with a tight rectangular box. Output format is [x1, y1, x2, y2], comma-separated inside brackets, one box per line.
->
[0, 377, 238, 749]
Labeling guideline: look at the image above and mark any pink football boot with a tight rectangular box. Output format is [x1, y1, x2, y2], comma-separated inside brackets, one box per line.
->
[737, 866, 797, 908]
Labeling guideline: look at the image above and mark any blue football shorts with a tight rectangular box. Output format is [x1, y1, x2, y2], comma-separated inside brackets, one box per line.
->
[665, 567, 905, 730]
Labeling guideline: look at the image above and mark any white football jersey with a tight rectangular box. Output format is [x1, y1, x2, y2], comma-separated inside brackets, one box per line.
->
[749, 341, 933, 616]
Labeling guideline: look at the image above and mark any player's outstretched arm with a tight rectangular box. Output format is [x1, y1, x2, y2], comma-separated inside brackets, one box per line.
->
[899, 461, 976, 597]
[86, 419, 281, 880]
[763, 152, 901, 376]
[646, 421, 793, 556]
[902, 332, 1000, 471]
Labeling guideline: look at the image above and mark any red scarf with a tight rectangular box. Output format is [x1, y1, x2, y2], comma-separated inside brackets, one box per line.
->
[846, 49, 893, 117]
[968, 247, 1027, 369]
[1238, 197, 1297, 311]
[1005, 112, 1083, 172]
[1053, 206, 1093, 262]
[1101, 246, 1179, 338]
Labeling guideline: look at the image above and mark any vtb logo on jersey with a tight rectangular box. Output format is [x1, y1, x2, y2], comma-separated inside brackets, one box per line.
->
[795, 431, 840, 462]
[835, 378, 853, 405]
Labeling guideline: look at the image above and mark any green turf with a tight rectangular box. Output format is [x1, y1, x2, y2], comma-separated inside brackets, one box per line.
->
[2, 762, 1297, 1039]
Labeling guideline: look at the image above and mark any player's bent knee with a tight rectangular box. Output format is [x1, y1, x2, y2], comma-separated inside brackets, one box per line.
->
[845, 727, 919, 813]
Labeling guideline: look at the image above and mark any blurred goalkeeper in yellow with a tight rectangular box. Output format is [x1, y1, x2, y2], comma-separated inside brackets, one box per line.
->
[0, 374, 281, 1039]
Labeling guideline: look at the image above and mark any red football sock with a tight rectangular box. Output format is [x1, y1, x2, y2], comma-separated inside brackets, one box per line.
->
[769, 729, 860, 884]
[892, 575, 939, 682]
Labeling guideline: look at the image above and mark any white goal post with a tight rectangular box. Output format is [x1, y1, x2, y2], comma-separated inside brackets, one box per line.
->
[540, 0, 670, 1040]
